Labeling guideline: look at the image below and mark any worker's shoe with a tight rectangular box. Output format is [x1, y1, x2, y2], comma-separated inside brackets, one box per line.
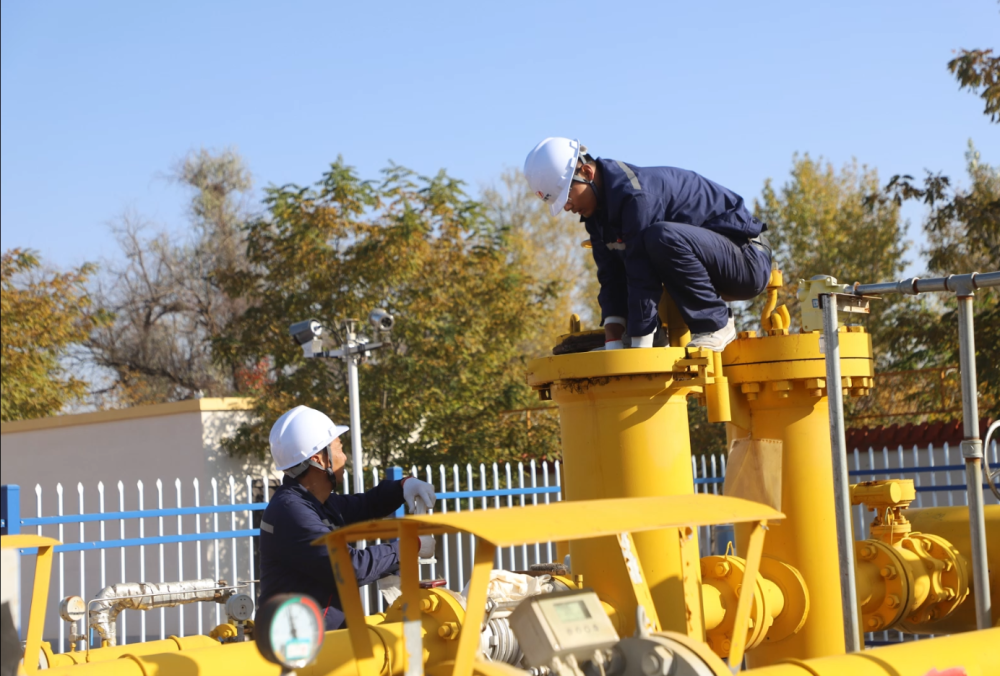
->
[688, 317, 736, 352]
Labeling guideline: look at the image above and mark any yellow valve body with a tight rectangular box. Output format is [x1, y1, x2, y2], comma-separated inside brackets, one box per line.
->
[723, 330, 874, 665]
[855, 532, 970, 633]
[527, 348, 703, 637]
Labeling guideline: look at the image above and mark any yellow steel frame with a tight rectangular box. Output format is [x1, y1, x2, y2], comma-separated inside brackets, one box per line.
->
[1, 534, 61, 675]
[318, 495, 781, 676]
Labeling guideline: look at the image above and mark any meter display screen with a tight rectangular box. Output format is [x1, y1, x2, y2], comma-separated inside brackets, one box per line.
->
[553, 600, 591, 623]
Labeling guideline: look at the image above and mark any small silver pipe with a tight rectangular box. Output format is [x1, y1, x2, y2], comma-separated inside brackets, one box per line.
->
[821, 294, 862, 653]
[853, 270, 1000, 296]
[956, 296, 992, 630]
[974, 270, 1000, 288]
[89, 579, 235, 646]
[852, 281, 903, 295]
[915, 277, 951, 293]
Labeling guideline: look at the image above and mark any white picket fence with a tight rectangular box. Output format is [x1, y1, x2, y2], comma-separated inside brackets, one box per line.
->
[6, 441, 997, 652]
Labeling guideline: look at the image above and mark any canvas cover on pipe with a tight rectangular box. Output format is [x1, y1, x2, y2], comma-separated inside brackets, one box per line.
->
[723, 438, 783, 511]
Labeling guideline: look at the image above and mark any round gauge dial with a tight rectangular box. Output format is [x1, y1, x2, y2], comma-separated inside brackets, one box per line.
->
[255, 594, 324, 669]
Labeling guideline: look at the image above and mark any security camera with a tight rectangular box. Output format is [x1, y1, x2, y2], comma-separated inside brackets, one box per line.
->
[368, 309, 394, 332]
[289, 319, 322, 345]
[289, 319, 323, 357]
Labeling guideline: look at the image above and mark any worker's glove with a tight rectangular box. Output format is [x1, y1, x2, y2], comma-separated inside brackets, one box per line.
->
[419, 535, 436, 559]
[403, 478, 436, 513]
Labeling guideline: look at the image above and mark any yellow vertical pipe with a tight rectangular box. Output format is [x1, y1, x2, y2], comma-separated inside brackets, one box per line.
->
[550, 370, 702, 637]
[733, 387, 845, 664]
[659, 291, 691, 347]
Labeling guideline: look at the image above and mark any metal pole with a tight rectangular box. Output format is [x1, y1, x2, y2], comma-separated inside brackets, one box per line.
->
[956, 295, 992, 629]
[821, 294, 862, 653]
[345, 322, 365, 495]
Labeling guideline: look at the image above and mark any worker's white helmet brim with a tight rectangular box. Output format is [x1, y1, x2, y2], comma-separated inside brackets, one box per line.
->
[523, 137, 581, 217]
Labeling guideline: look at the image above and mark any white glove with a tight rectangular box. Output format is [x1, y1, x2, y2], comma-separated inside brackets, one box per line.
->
[604, 340, 624, 350]
[419, 535, 436, 559]
[403, 478, 436, 513]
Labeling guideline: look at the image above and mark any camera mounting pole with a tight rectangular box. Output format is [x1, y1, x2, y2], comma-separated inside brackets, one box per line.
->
[344, 319, 367, 495]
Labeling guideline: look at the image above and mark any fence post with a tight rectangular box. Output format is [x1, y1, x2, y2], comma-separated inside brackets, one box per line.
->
[390, 467, 404, 517]
[1, 485, 20, 536]
[1, 485, 22, 638]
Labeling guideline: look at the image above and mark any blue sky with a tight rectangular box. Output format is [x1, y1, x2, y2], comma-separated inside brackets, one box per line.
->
[2, 1, 997, 278]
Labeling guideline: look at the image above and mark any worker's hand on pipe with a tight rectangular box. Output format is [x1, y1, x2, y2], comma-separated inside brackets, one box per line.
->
[403, 478, 436, 512]
[418, 535, 436, 559]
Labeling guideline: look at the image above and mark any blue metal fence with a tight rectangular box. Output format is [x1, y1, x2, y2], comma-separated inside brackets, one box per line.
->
[2, 442, 996, 653]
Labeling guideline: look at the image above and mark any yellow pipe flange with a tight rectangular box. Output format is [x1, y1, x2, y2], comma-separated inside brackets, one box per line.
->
[897, 533, 970, 630]
[757, 556, 810, 643]
[700, 555, 779, 657]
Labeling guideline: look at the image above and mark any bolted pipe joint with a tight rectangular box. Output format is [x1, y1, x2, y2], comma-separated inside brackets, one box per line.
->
[699, 555, 808, 658]
[854, 534, 970, 634]
[946, 273, 978, 298]
[961, 439, 983, 460]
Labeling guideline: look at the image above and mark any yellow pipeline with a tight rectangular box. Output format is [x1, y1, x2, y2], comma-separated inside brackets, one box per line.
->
[43, 621, 411, 676]
[526, 349, 704, 637]
[744, 626, 999, 676]
[723, 327, 874, 665]
[43, 635, 219, 667]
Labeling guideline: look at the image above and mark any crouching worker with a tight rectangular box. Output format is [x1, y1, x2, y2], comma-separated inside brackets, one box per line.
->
[524, 138, 772, 352]
[259, 405, 435, 629]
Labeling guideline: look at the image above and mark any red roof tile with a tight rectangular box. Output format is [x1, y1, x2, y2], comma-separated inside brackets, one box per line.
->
[847, 417, 993, 450]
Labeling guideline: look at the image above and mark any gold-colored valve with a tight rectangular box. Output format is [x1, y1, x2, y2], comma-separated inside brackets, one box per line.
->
[852, 479, 970, 633]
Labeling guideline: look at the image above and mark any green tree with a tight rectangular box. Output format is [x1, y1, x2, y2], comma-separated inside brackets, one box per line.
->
[869, 144, 999, 416]
[1, 250, 105, 421]
[859, 39, 1000, 418]
[949, 48, 999, 122]
[214, 159, 561, 470]
[482, 169, 601, 355]
[753, 155, 908, 361]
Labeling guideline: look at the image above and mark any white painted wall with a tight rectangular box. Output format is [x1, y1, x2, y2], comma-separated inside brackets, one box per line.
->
[1, 399, 280, 648]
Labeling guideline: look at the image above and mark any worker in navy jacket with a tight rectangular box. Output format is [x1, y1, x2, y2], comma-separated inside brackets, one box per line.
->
[259, 406, 436, 630]
[525, 138, 772, 351]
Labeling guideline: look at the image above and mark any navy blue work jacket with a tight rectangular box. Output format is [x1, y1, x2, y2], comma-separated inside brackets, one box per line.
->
[584, 158, 766, 336]
[259, 476, 405, 629]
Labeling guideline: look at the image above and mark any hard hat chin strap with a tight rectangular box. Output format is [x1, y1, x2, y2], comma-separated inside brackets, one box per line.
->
[308, 444, 338, 484]
[287, 444, 338, 485]
[572, 175, 602, 207]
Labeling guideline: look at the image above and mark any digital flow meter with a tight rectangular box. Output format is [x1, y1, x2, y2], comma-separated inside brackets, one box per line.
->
[509, 589, 620, 667]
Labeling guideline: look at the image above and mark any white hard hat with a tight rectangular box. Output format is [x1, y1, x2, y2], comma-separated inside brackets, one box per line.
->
[524, 137, 581, 217]
[269, 406, 349, 471]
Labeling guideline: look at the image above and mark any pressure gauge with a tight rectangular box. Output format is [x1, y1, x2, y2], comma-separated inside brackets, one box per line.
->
[59, 596, 86, 623]
[255, 594, 324, 670]
[226, 593, 255, 622]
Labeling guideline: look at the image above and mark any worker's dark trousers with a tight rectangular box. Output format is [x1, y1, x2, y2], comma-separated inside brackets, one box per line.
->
[643, 222, 771, 333]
